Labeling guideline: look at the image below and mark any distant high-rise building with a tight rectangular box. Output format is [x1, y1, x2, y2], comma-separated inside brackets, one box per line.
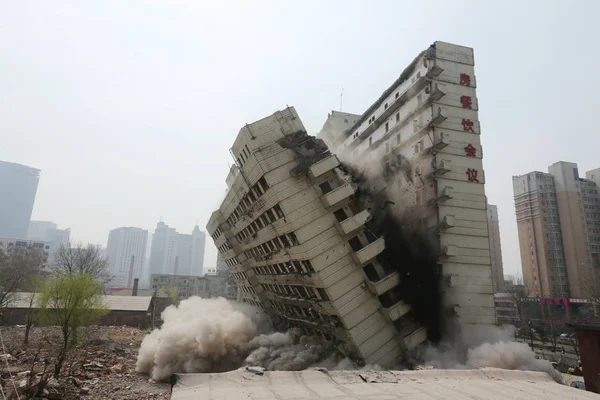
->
[513, 161, 600, 298]
[486, 204, 505, 293]
[28, 220, 70, 256]
[0, 161, 40, 239]
[148, 222, 206, 279]
[106, 227, 148, 288]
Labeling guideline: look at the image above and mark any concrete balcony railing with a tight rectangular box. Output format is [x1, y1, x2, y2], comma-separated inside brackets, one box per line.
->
[400, 326, 427, 350]
[384, 301, 411, 322]
[309, 155, 340, 179]
[322, 183, 355, 208]
[337, 210, 371, 236]
[221, 248, 237, 261]
[351, 237, 385, 266]
[366, 271, 400, 296]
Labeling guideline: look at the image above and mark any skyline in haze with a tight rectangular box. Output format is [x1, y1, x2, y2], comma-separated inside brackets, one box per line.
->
[3, 1, 600, 276]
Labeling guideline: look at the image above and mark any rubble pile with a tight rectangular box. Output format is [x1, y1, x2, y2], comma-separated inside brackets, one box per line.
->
[0, 326, 170, 400]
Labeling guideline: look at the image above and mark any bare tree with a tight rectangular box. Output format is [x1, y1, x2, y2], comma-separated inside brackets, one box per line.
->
[0, 242, 45, 311]
[584, 268, 600, 304]
[506, 274, 530, 328]
[49, 242, 112, 284]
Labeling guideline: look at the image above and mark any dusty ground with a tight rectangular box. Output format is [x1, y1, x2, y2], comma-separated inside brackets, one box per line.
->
[0, 325, 170, 400]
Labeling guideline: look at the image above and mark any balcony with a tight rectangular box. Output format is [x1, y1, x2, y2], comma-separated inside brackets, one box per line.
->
[338, 210, 371, 236]
[384, 301, 411, 322]
[322, 183, 355, 208]
[366, 271, 400, 296]
[432, 131, 449, 150]
[437, 186, 453, 202]
[401, 326, 427, 350]
[351, 237, 385, 266]
[309, 155, 340, 179]
[434, 159, 452, 175]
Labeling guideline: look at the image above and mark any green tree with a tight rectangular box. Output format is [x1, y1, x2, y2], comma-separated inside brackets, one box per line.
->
[37, 274, 107, 378]
[163, 286, 180, 305]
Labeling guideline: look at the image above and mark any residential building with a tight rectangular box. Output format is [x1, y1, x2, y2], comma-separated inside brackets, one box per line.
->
[106, 227, 148, 288]
[513, 161, 600, 298]
[0, 161, 40, 239]
[487, 204, 505, 293]
[28, 220, 70, 257]
[319, 42, 494, 345]
[148, 222, 206, 279]
[0, 237, 51, 268]
[150, 273, 236, 301]
[317, 111, 361, 147]
[208, 42, 492, 367]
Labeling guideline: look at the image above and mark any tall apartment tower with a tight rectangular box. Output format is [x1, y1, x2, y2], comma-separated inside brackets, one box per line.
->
[0, 161, 40, 239]
[148, 222, 206, 278]
[209, 43, 493, 367]
[487, 205, 505, 293]
[320, 42, 495, 342]
[106, 227, 148, 288]
[513, 161, 600, 298]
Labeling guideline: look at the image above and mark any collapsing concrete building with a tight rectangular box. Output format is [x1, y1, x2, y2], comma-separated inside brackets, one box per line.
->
[207, 41, 494, 366]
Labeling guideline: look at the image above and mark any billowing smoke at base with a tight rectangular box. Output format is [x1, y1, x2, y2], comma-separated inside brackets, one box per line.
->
[136, 297, 334, 381]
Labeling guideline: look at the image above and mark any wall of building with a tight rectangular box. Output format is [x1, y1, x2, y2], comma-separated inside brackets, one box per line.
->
[0, 161, 40, 239]
[106, 227, 148, 288]
[576, 329, 600, 393]
[487, 205, 505, 293]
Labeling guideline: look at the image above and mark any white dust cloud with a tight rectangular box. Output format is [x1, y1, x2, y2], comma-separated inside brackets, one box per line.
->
[136, 296, 331, 381]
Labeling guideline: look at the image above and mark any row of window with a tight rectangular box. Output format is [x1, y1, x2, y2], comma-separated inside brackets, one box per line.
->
[254, 260, 315, 276]
[224, 256, 240, 267]
[226, 177, 269, 227]
[236, 144, 252, 168]
[239, 285, 256, 294]
[211, 225, 224, 242]
[244, 232, 300, 259]
[272, 300, 341, 328]
[263, 283, 330, 302]
[235, 204, 285, 243]
[231, 272, 248, 281]
[347, 72, 423, 147]
[242, 298, 264, 309]
[218, 241, 232, 254]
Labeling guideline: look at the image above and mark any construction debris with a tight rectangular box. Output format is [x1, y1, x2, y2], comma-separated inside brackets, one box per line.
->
[0, 326, 170, 400]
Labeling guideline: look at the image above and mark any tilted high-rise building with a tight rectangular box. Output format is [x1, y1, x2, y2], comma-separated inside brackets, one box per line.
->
[208, 41, 494, 367]
[486, 205, 505, 293]
[106, 227, 148, 288]
[513, 161, 600, 298]
[0, 161, 40, 239]
[320, 42, 495, 343]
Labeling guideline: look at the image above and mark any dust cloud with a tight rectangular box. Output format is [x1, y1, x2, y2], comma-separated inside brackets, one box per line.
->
[136, 297, 333, 381]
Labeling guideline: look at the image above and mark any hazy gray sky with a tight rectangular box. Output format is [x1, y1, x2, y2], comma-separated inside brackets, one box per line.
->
[2, 1, 599, 276]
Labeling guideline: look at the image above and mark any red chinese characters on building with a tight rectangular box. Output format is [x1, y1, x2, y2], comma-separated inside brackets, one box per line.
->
[460, 96, 472, 109]
[459, 73, 471, 86]
[462, 119, 475, 132]
[464, 144, 476, 157]
[466, 168, 479, 183]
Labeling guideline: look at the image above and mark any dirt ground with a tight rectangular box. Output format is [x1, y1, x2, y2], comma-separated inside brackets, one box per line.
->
[0, 325, 170, 400]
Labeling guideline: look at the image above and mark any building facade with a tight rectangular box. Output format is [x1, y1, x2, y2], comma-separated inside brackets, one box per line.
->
[106, 227, 148, 288]
[28, 220, 70, 257]
[148, 222, 206, 279]
[320, 42, 494, 344]
[487, 205, 505, 293]
[208, 43, 492, 367]
[513, 161, 600, 298]
[0, 161, 40, 239]
[150, 273, 236, 301]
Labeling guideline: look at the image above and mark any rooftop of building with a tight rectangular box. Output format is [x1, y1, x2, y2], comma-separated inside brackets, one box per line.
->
[567, 316, 600, 331]
[171, 367, 592, 400]
[5, 292, 153, 312]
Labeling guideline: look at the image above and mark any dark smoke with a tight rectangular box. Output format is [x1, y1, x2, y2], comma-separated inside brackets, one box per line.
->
[338, 159, 445, 348]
